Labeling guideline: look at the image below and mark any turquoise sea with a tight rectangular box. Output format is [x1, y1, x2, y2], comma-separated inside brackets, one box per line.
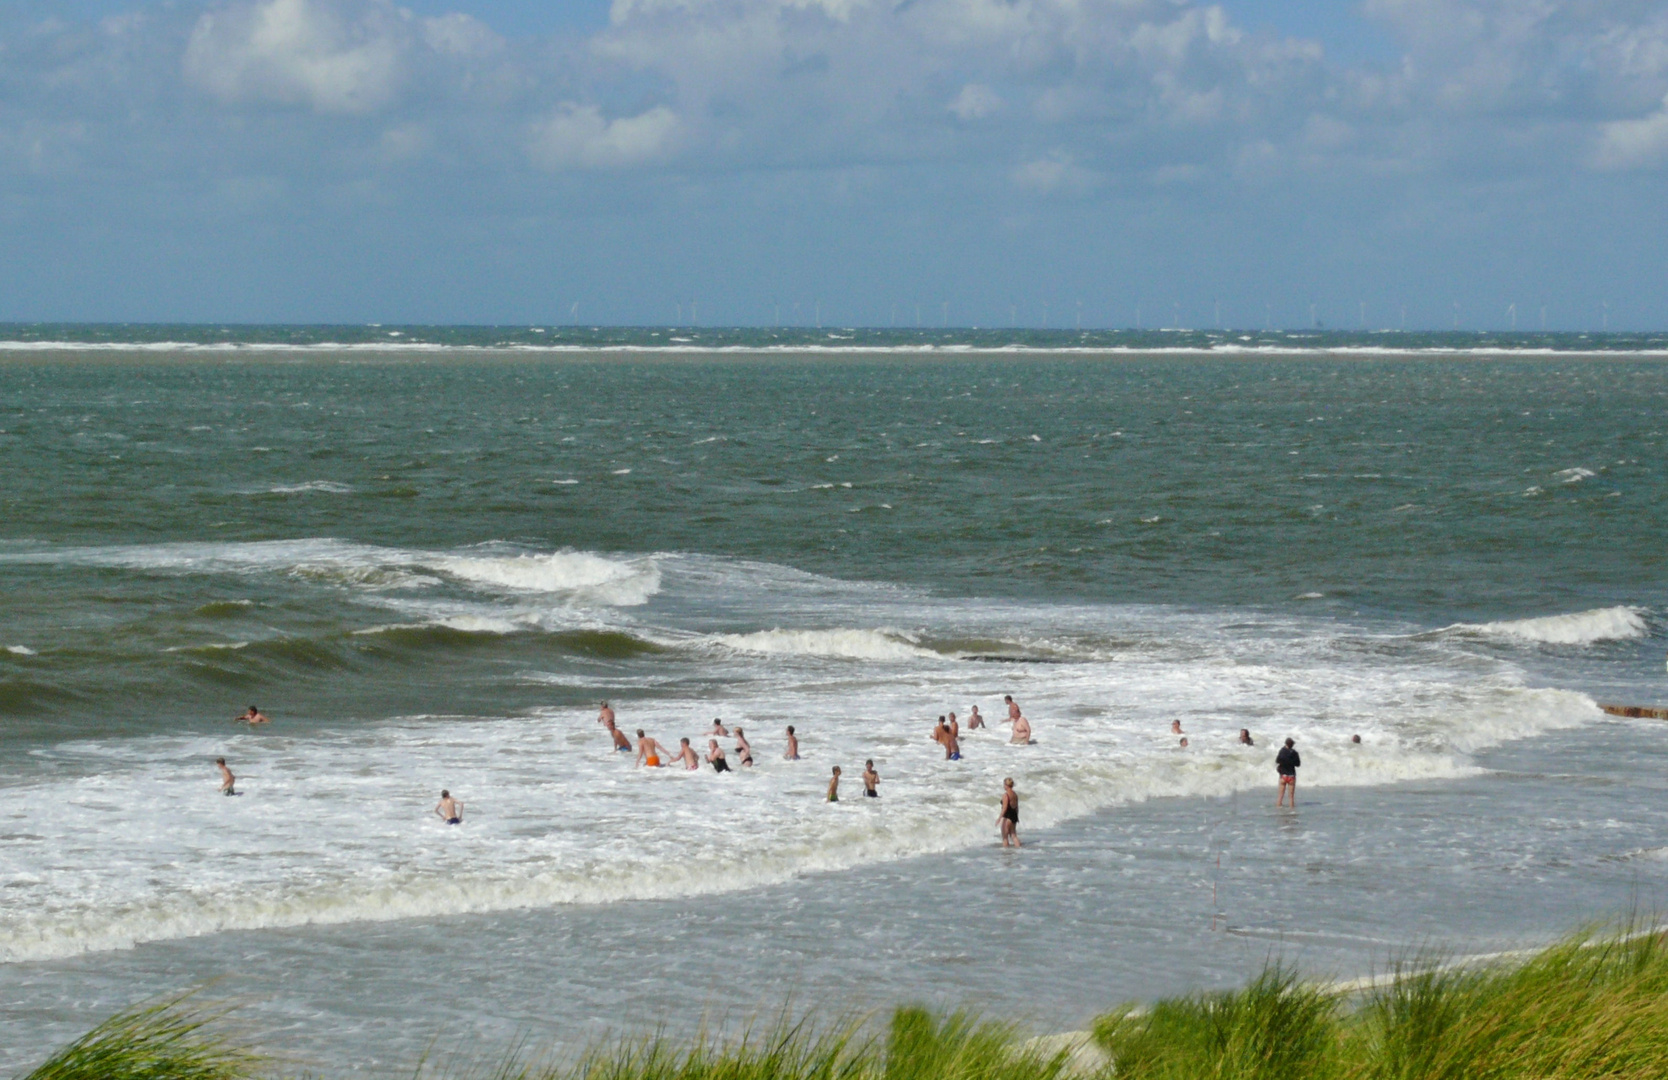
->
[2, 331, 1666, 1072]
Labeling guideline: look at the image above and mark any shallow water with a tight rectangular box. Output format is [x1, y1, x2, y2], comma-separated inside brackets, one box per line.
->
[2, 349, 1665, 1072]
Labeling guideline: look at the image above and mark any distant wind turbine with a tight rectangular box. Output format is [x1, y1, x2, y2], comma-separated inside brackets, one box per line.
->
[570, 301, 579, 323]
[1602, 300, 1610, 332]
[816, 301, 822, 329]
[1309, 302, 1317, 329]
[1507, 302, 1516, 331]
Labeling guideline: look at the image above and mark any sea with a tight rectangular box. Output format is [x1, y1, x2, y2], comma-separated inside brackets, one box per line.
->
[2, 326, 1667, 1073]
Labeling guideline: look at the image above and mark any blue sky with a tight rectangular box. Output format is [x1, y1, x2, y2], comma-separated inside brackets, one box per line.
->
[1, 0, 1665, 329]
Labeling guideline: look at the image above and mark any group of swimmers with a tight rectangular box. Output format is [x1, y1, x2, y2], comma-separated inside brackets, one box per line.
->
[212, 697, 1340, 839]
[597, 695, 1036, 842]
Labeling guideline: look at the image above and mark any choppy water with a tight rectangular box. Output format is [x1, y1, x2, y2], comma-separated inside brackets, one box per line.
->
[2, 345, 1666, 1072]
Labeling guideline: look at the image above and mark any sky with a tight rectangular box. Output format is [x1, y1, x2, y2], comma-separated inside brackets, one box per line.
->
[1, 0, 1665, 329]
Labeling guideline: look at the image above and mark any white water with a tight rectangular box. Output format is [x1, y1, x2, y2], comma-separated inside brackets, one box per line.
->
[0, 542, 1611, 964]
[1452, 606, 1648, 645]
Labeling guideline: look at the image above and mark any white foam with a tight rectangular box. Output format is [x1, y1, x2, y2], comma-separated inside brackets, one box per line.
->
[4, 645, 36, 655]
[1555, 467, 1596, 484]
[435, 551, 660, 606]
[261, 481, 354, 494]
[1454, 606, 1648, 646]
[707, 627, 940, 661]
[0, 540, 662, 608]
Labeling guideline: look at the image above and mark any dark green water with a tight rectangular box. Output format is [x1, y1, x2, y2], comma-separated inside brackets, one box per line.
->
[2, 353, 1664, 742]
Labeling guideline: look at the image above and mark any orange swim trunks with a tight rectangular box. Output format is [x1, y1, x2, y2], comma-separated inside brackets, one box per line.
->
[646, 755, 661, 767]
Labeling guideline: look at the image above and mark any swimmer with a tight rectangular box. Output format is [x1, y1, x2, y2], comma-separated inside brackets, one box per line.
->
[236, 705, 269, 725]
[997, 778, 1020, 847]
[605, 718, 632, 752]
[215, 757, 236, 796]
[1276, 737, 1301, 807]
[945, 727, 962, 761]
[948, 712, 960, 740]
[597, 700, 616, 726]
[932, 716, 950, 747]
[784, 725, 800, 760]
[1179, 736, 1189, 748]
[1004, 695, 1021, 724]
[862, 759, 879, 797]
[676, 737, 700, 770]
[434, 789, 462, 825]
[734, 727, 755, 767]
[1170, 719, 1183, 735]
[966, 706, 985, 730]
[707, 739, 731, 773]
[636, 729, 670, 768]
[1239, 728, 1254, 746]
[1350, 734, 1362, 744]
[709, 718, 730, 737]
[827, 765, 841, 802]
[1010, 714, 1032, 745]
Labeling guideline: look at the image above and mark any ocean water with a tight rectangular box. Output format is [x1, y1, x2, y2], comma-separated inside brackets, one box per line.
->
[2, 341, 1667, 1072]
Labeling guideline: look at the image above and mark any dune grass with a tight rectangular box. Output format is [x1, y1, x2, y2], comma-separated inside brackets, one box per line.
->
[22, 927, 1668, 1080]
[1092, 925, 1668, 1080]
[21, 992, 262, 1080]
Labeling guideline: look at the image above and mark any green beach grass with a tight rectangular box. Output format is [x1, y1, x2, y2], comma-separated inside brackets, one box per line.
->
[22, 927, 1668, 1080]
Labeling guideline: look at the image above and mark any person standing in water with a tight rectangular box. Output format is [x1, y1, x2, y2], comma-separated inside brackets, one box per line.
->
[1275, 737, 1301, 806]
[997, 778, 1020, 847]
[784, 725, 800, 760]
[708, 718, 729, 737]
[932, 716, 950, 749]
[733, 727, 755, 767]
[1004, 696, 1021, 725]
[827, 765, 841, 802]
[945, 725, 962, 761]
[597, 701, 616, 726]
[1010, 714, 1032, 745]
[435, 790, 463, 824]
[605, 718, 632, 752]
[1239, 729, 1254, 746]
[862, 759, 879, 797]
[236, 705, 269, 725]
[636, 730, 670, 768]
[1170, 719, 1184, 735]
[676, 737, 700, 770]
[707, 740, 731, 772]
[966, 706, 985, 730]
[215, 757, 236, 796]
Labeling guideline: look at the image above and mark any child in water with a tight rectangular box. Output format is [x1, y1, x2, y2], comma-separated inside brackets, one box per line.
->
[827, 765, 841, 802]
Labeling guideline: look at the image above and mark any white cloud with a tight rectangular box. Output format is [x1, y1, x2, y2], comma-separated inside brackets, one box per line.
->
[528, 104, 680, 170]
[949, 83, 1001, 121]
[1596, 93, 1668, 169]
[1011, 150, 1097, 194]
[183, 0, 498, 115]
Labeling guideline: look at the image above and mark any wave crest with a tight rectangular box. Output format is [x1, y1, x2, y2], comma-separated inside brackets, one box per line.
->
[1452, 606, 1648, 645]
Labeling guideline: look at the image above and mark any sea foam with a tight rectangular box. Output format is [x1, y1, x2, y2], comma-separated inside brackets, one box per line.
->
[1454, 606, 1648, 646]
